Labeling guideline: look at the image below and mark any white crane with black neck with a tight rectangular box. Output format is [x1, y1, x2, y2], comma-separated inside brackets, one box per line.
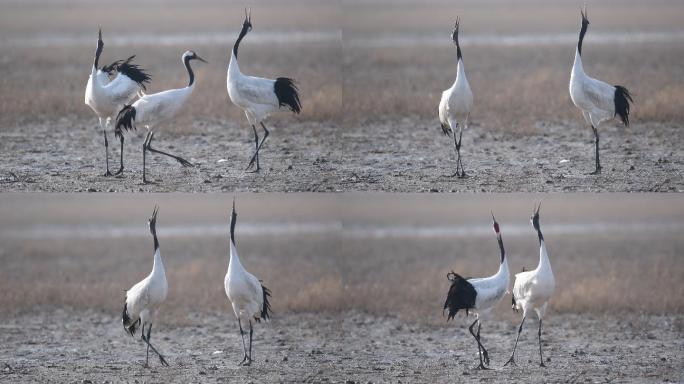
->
[443, 213, 509, 369]
[438, 18, 473, 178]
[115, 50, 207, 184]
[227, 8, 302, 172]
[122, 205, 170, 367]
[569, 5, 633, 174]
[224, 198, 272, 366]
[85, 29, 151, 176]
[504, 203, 555, 367]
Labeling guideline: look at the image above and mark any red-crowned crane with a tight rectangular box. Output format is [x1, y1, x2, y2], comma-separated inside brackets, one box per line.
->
[85, 29, 150, 176]
[569, 5, 633, 174]
[224, 198, 272, 365]
[122, 205, 169, 367]
[227, 8, 302, 172]
[116, 50, 206, 184]
[438, 18, 473, 178]
[444, 213, 509, 369]
[504, 203, 555, 367]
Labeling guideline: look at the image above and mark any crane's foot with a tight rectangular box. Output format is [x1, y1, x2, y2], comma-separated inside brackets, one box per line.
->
[540, 361, 547, 368]
[239, 355, 252, 366]
[473, 363, 491, 370]
[503, 357, 516, 367]
[482, 350, 490, 366]
[175, 157, 193, 167]
[245, 160, 261, 173]
[114, 167, 124, 176]
[142, 177, 157, 185]
[158, 354, 169, 367]
[104, 170, 113, 177]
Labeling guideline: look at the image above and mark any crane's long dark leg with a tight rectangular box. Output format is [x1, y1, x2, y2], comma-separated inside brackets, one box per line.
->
[145, 132, 193, 168]
[141, 323, 169, 367]
[589, 125, 601, 175]
[103, 129, 112, 176]
[114, 133, 125, 175]
[245, 125, 260, 172]
[538, 318, 546, 367]
[477, 322, 490, 366]
[237, 318, 249, 365]
[142, 131, 152, 184]
[468, 319, 489, 370]
[451, 125, 462, 178]
[246, 320, 253, 366]
[504, 315, 526, 367]
[247, 123, 270, 173]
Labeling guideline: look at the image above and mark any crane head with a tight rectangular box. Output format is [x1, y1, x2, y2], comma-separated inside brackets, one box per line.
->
[531, 202, 542, 232]
[97, 28, 104, 51]
[452, 17, 460, 44]
[148, 205, 159, 235]
[243, 8, 253, 33]
[183, 50, 208, 63]
[580, 4, 589, 28]
[491, 211, 500, 234]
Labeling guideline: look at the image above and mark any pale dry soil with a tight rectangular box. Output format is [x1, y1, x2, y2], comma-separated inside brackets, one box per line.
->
[0, 118, 681, 192]
[1, 310, 682, 383]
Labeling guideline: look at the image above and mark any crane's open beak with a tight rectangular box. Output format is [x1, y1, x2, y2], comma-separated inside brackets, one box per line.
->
[196, 55, 208, 64]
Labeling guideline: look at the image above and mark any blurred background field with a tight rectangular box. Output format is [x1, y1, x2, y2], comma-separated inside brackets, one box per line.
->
[1, 193, 682, 323]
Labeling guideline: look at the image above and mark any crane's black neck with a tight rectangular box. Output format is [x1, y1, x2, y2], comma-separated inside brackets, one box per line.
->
[497, 235, 505, 264]
[150, 224, 159, 250]
[230, 208, 237, 246]
[233, 25, 250, 58]
[578, 21, 588, 56]
[456, 43, 462, 61]
[184, 55, 195, 87]
[94, 46, 103, 69]
[537, 228, 544, 245]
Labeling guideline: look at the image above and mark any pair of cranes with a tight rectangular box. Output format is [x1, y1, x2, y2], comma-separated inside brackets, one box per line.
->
[439, 5, 633, 177]
[123, 200, 270, 367]
[85, 9, 301, 183]
[444, 204, 555, 369]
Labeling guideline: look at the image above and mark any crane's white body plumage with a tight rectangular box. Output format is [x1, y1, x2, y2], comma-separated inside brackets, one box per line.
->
[567, 6, 633, 174]
[438, 19, 473, 178]
[85, 30, 150, 175]
[115, 50, 205, 183]
[569, 49, 616, 128]
[224, 200, 271, 365]
[228, 53, 280, 126]
[124, 247, 168, 328]
[128, 85, 195, 129]
[226, 9, 301, 172]
[225, 240, 265, 326]
[511, 239, 554, 319]
[505, 204, 554, 367]
[85, 66, 141, 122]
[439, 59, 473, 137]
[468, 255, 509, 316]
[122, 206, 169, 367]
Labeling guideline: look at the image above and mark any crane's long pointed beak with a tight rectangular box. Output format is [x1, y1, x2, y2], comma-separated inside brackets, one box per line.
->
[196, 56, 208, 64]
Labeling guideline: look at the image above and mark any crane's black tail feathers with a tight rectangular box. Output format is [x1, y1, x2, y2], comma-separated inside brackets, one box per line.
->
[122, 302, 140, 337]
[614, 85, 633, 126]
[101, 59, 124, 75]
[116, 56, 152, 91]
[258, 283, 272, 322]
[274, 77, 302, 114]
[115, 104, 137, 139]
[444, 271, 476, 321]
